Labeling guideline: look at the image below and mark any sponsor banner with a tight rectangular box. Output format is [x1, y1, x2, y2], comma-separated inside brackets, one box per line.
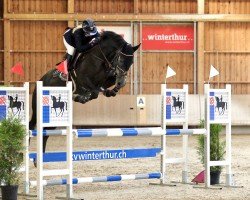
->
[29, 148, 161, 162]
[142, 25, 194, 50]
[98, 26, 132, 44]
[209, 91, 229, 121]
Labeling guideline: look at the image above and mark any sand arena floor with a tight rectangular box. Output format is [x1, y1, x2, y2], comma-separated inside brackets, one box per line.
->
[19, 134, 250, 200]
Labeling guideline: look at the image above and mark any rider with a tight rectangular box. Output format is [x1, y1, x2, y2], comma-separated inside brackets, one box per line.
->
[57, 18, 100, 78]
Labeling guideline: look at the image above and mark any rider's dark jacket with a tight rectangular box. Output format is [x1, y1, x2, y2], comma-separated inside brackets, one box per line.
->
[63, 25, 100, 53]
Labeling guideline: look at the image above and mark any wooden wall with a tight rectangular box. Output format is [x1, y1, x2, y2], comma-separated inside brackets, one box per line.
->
[204, 22, 250, 94]
[10, 21, 66, 83]
[0, 0, 3, 82]
[1, 0, 250, 95]
[142, 53, 194, 94]
[202, 0, 250, 94]
[205, 0, 250, 14]
[7, 0, 67, 13]
[75, 0, 134, 13]
[138, 0, 197, 13]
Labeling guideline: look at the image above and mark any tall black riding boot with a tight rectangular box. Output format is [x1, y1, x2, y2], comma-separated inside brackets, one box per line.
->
[66, 54, 73, 71]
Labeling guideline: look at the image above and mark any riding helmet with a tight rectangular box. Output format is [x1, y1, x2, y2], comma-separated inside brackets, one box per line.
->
[82, 18, 97, 36]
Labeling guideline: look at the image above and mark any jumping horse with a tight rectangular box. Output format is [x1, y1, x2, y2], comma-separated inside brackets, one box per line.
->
[29, 31, 140, 153]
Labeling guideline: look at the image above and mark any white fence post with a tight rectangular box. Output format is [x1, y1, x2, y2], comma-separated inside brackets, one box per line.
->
[36, 81, 73, 199]
[205, 84, 232, 187]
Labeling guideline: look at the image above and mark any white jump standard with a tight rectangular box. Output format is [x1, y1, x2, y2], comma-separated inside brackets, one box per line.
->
[36, 81, 73, 200]
[204, 84, 232, 188]
[0, 83, 30, 194]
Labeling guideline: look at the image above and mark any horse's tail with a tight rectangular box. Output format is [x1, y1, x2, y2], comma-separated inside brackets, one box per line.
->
[65, 102, 67, 110]
[182, 101, 184, 109]
[225, 102, 227, 110]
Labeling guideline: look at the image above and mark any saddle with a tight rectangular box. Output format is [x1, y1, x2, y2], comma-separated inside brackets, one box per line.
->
[53, 52, 84, 81]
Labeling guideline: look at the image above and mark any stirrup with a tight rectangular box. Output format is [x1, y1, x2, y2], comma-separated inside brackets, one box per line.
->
[59, 72, 68, 81]
[53, 70, 61, 77]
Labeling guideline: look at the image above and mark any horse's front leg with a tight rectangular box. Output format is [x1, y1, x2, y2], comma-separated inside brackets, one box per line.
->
[73, 92, 92, 104]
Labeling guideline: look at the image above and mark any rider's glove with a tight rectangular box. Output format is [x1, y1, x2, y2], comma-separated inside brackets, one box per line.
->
[89, 37, 99, 46]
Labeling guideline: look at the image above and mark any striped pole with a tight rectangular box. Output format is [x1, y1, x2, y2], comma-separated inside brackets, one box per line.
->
[29, 128, 206, 137]
[166, 129, 206, 135]
[30, 173, 162, 187]
[75, 127, 164, 137]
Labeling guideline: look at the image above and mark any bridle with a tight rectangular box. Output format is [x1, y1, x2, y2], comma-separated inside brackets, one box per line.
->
[91, 43, 133, 77]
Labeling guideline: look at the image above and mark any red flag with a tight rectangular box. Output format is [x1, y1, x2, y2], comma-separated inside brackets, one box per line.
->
[11, 62, 24, 76]
[191, 170, 205, 184]
[56, 60, 68, 74]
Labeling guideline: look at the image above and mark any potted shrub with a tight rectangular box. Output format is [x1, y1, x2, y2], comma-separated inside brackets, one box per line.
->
[0, 116, 26, 200]
[197, 120, 226, 185]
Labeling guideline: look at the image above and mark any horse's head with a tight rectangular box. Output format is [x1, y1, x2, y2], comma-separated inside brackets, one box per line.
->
[114, 43, 140, 89]
[99, 31, 140, 91]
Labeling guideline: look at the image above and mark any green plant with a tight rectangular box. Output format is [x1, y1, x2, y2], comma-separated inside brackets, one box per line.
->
[0, 116, 26, 185]
[197, 120, 226, 172]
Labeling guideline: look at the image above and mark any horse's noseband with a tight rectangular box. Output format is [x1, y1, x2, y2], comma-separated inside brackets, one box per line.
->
[96, 44, 133, 77]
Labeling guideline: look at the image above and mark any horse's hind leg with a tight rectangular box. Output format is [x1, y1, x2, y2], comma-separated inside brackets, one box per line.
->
[43, 135, 49, 152]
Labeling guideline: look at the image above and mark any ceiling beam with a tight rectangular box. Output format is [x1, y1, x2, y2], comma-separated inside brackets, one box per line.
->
[4, 13, 250, 22]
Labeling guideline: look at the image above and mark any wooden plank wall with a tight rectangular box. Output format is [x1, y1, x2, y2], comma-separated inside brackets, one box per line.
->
[204, 22, 250, 94]
[205, 0, 250, 14]
[203, 0, 250, 94]
[139, 0, 197, 94]
[138, 0, 197, 13]
[10, 21, 66, 83]
[75, 0, 134, 13]
[1, 0, 250, 94]
[7, 0, 67, 13]
[142, 52, 194, 94]
[0, 0, 3, 82]
[4, 0, 67, 87]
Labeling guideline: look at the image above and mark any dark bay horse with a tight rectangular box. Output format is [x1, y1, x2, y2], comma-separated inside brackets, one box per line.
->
[29, 31, 140, 153]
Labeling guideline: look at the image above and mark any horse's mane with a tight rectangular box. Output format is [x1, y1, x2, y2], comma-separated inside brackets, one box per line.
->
[100, 31, 126, 46]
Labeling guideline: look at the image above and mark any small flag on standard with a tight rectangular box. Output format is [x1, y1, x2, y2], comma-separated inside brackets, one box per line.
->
[209, 64, 219, 78]
[11, 62, 24, 76]
[166, 65, 176, 79]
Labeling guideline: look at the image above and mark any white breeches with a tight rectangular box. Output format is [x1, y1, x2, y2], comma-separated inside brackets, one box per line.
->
[63, 37, 75, 56]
